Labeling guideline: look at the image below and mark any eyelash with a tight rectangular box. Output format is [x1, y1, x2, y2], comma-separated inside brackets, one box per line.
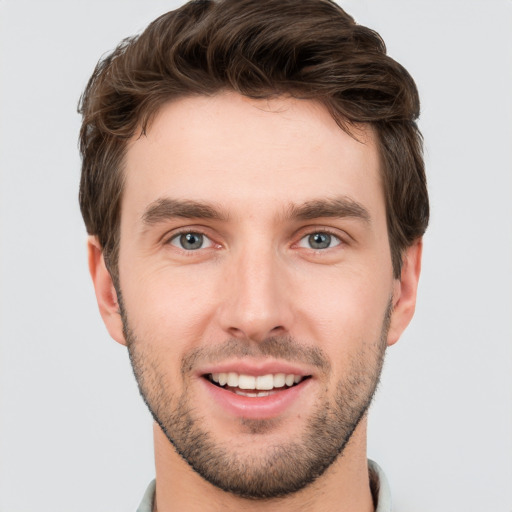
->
[295, 228, 344, 251]
[164, 227, 345, 252]
[166, 230, 215, 251]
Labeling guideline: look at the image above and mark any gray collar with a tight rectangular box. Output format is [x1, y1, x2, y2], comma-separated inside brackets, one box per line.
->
[137, 459, 391, 512]
[369, 459, 392, 512]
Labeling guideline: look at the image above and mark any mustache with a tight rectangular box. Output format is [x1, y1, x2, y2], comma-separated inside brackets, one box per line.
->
[181, 335, 331, 375]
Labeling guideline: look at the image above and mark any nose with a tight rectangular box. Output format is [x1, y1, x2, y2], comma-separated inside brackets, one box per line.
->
[217, 245, 293, 343]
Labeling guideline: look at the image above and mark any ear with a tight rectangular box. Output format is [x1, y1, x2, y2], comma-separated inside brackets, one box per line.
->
[87, 236, 126, 346]
[387, 238, 423, 346]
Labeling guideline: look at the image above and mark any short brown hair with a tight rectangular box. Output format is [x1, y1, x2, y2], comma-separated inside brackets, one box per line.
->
[78, 0, 429, 281]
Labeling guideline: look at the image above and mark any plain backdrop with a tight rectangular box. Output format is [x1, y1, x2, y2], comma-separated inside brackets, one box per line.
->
[1, 1, 511, 511]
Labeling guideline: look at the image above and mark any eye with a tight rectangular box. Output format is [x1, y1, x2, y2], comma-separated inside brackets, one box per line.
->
[169, 232, 214, 251]
[298, 232, 341, 250]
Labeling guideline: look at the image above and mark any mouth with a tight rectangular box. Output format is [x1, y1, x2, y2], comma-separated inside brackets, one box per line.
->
[204, 372, 311, 397]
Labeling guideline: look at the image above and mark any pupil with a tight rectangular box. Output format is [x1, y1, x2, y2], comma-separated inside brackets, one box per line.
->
[309, 233, 330, 249]
[181, 233, 203, 250]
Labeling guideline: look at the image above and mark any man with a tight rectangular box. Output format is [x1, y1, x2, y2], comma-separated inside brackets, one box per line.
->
[78, 0, 428, 510]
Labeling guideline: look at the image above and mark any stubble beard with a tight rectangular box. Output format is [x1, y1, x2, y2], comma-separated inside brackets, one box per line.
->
[121, 300, 390, 500]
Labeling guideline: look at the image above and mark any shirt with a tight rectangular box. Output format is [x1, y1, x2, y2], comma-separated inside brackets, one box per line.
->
[137, 459, 391, 512]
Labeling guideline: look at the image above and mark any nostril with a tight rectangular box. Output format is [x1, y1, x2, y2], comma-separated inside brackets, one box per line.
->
[226, 325, 286, 344]
[227, 327, 244, 337]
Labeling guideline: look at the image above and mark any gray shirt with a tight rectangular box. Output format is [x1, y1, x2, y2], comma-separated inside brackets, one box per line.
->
[137, 459, 391, 512]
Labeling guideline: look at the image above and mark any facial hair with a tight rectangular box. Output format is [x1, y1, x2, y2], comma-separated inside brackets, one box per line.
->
[121, 299, 391, 500]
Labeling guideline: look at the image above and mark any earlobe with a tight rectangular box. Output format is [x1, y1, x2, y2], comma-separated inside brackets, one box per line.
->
[87, 236, 127, 346]
[387, 239, 423, 346]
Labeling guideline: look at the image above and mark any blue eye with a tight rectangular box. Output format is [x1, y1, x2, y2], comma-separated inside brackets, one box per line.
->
[170, 232, 213, 250]
[298, 232, 341, 250]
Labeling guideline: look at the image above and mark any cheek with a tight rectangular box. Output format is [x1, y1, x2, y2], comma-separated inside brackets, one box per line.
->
[120, 262, 221, 350]
[294, 266, 391, 351]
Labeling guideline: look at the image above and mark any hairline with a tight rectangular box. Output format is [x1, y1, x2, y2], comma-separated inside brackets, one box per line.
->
[103, 92, 403, 285]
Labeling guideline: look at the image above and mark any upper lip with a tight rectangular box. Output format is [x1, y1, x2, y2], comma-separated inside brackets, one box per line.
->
[196, 359, 313, 378]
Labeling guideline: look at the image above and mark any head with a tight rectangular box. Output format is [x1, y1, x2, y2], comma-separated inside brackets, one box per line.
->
[79, 0, 428, 284]
[80, 0, 428, 501]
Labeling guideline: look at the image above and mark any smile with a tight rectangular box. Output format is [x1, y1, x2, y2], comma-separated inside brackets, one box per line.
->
[206, 372, 310, 397]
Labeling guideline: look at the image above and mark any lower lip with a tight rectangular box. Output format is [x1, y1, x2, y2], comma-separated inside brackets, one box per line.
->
[201, 378, 312, 420]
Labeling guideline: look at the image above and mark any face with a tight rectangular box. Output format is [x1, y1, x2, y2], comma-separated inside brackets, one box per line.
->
[100, 92, 410, 498]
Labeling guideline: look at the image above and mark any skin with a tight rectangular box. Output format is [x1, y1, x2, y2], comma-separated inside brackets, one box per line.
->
[88, 92, 422, 512]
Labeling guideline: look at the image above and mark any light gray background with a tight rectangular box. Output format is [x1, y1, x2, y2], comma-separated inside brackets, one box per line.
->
[1, 1, 511, 511]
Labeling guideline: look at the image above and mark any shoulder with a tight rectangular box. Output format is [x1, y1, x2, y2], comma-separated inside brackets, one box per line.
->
[136, 479, 156, 512]
[369, 459, 392, 512]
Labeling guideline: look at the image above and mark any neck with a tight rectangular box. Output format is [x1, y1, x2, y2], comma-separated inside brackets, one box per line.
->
[152, 418, 374, 512]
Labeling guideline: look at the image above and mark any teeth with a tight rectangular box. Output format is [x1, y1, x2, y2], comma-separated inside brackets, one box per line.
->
[256, 374, 274, 390]
[238, 374, 256, 389]
[235, 390, 274, 397]
[227, 372, 238, 387]
[273, 373, 286, 388]
[210, 372, 304, 390]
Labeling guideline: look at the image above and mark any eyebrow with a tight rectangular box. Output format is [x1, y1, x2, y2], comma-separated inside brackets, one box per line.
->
[141, 196, 370, 227]
[142, 198, 229, 225]
[285, 197, 371, 223]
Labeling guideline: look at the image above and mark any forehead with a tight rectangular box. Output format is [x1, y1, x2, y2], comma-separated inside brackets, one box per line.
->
[122, 92, 383, 222]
